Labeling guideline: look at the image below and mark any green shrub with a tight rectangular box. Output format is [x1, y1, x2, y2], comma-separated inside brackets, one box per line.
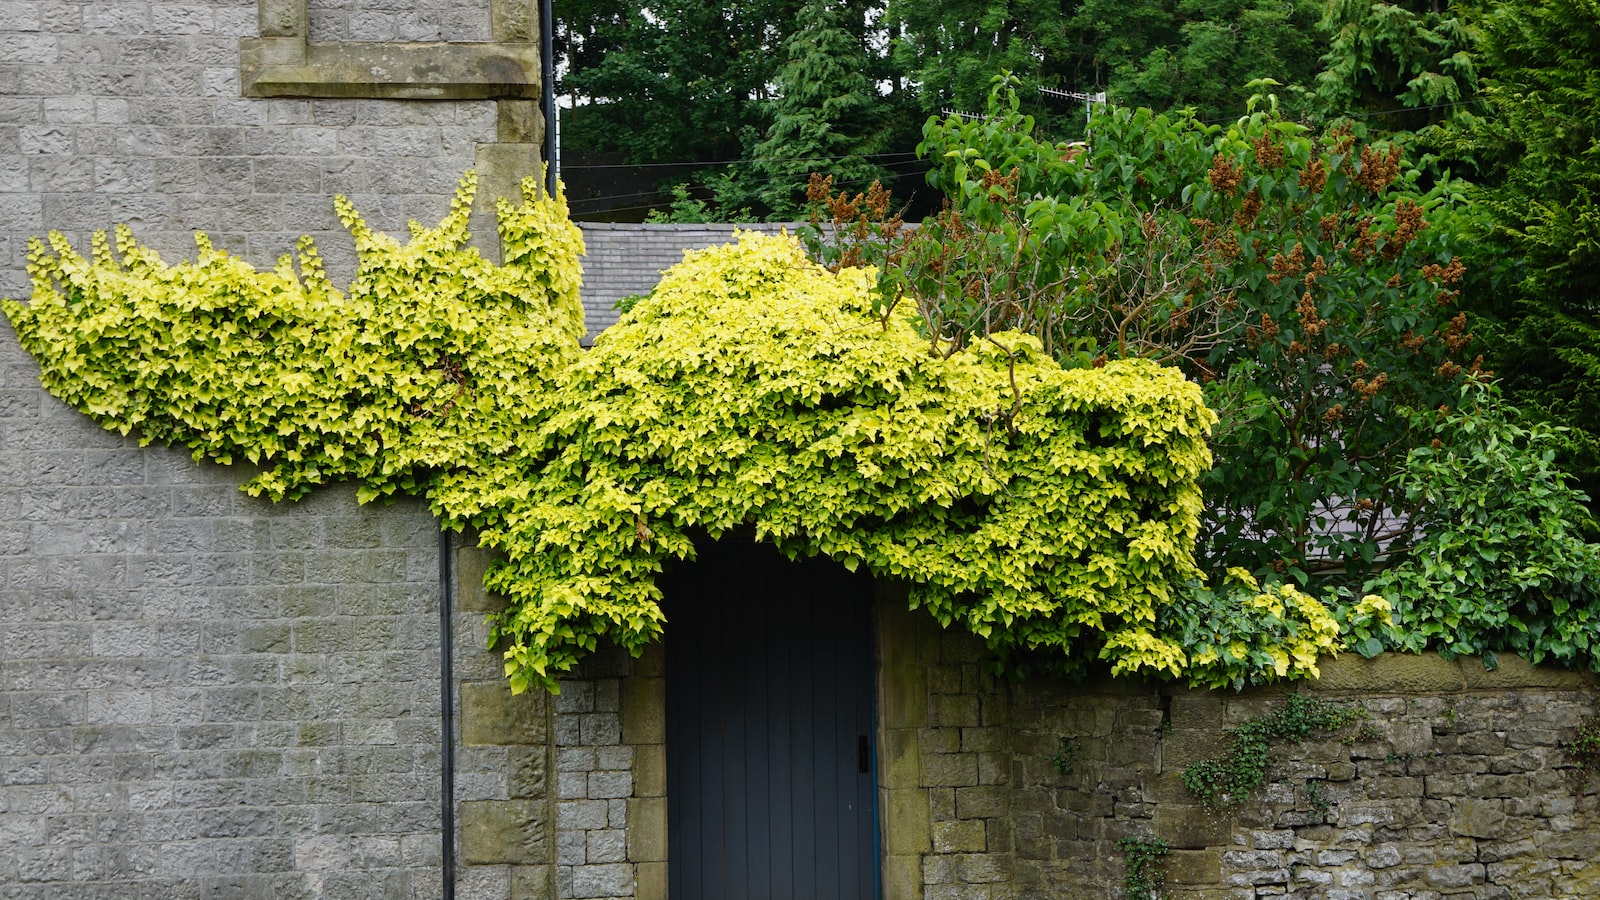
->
[1363, 383, 1600, 671]
[808, 76, 1482, 585]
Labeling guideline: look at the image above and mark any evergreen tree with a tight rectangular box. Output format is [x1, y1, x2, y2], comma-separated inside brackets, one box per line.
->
[559, 0, 809, 164]
[1462, 0, 1600, 496]
[738, 0, 893, 219]
[1313, 0, 1482, 131]
[887, 0, 1092, 133]
[1085, 0, 1325, 123]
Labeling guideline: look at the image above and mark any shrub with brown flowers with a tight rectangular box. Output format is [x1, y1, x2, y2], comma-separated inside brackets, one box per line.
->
[806, 76, 1483, 586]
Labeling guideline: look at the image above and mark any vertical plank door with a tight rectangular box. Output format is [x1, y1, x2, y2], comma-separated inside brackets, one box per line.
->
[664, 539, 879, 899]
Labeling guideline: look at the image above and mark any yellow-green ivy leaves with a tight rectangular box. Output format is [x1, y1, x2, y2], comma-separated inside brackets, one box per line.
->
[433, 232, 1219, 692]
[8, 181, 1318, 694]
[5, 173, 584, 505]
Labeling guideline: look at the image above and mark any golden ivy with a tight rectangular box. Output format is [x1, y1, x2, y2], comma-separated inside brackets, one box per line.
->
[4, 172, 583, 506]
[5, 174, 1346, 693]
[434, 232, 1221, 692]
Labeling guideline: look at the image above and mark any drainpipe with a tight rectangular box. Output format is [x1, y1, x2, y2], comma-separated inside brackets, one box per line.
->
[439, 529, 455, 900]
[540, 0, 557, 193]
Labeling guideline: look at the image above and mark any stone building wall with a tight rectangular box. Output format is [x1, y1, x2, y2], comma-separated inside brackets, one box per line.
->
[0, 316, 448, 897]
[0, 0, 535, 307]
[2, 0, 544, 892]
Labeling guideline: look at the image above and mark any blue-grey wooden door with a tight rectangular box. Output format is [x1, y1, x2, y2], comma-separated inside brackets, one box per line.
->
[664, 539, 880, 900]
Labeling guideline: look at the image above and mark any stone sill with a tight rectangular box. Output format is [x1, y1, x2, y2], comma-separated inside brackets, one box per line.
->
[240, 37, 540, 100]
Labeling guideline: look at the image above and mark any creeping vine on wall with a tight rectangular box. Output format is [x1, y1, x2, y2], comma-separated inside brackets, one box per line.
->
[1182, 692, 1368, 813]
[445, 233, 1220, 691]
[4, 172, 584, 506]
[5, 172, 1347, 694]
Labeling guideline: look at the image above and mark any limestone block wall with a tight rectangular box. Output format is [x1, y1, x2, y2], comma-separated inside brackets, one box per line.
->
[0, 317, 448, 897]
[0, 0, 508, 306]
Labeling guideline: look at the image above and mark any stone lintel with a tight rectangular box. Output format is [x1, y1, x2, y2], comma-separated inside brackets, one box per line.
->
[241, 39, 540, 100]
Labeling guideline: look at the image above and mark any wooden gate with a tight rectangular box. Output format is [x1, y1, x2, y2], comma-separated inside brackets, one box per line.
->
[663, 540, 880, 899]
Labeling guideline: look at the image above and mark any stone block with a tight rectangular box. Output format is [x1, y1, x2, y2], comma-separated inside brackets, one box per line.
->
[510, 865, 554, 900]
[1449, 798, 1506, 839]
[578, 711, 621, 746]
[932, 819, 987, 854]
[587, 770, 631, 800]
[634, 860, 667, 900]
[633, 744, 665, 798]
[555, 800, 608, 832]
[585, 829, 627, 863]
[507, 747, 547, 800]
[570, 862, 634, 899]
[625, 797, 666, 863]
[461, 681, 547, 746]
[882, 854, 924, 900]
[454, 546, 499, 612]
[459, 800, 548, 866]
[930, 694, 981, 728]
[1154, 805, 1232, 850]
[557, 829, 586, 865]
[1165, 848, 1222, 885]
[1316, 652, 1466, 693]
[882, 789, 931, 855]
[954, 785, 1008, 819]
[881, 662, 929, 730]
[921, 753, 979, 788]
[619, 676, 664, 745]
[955, 852, 1008, 883]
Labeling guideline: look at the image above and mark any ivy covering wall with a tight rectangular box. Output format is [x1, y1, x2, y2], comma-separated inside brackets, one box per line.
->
[5, 174, 1344, 693]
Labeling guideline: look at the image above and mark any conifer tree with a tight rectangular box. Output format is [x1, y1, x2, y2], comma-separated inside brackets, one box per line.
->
[1465, 0, 1600, 496]
[739, 0, 892, 219]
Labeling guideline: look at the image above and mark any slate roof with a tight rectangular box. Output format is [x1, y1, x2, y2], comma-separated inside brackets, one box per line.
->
[576, 222, 800, 340]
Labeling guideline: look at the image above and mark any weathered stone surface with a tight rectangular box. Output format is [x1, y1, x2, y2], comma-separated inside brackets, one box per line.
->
[460, 800, 548, 865]
[462, 681, 547, 746]
[2, 315, 448, 896]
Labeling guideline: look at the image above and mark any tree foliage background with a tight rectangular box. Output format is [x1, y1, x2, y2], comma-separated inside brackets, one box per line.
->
[556, 0, 1489, 220]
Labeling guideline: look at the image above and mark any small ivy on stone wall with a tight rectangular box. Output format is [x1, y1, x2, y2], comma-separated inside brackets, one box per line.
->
[1182, 692, 1369, 813]
[5, 173, 1350, 693]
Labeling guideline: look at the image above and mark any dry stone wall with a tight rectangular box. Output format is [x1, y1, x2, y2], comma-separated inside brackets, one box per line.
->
[1003, 646, 1600, 899]
[875, 593, 1600, 900]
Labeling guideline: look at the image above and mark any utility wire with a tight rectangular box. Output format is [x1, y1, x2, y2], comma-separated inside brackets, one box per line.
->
[564, 150, 921, 170]
[566, 156, 930, 212]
